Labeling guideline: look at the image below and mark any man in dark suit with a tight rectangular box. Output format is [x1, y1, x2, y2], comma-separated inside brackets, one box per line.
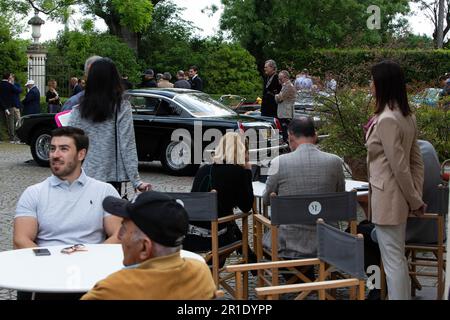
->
[261, 59, 282, 118]
[174, 70, 191, 89]
[188, 66, 203, 91]
[121, 75, 134, 90]
[70, 77, 83, 96]
[0, 72, 22, 142]
[22, 80, 41, 116]
[139, 69, 157, 88]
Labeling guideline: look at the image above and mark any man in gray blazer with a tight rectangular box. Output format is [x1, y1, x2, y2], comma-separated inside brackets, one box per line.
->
[263, 117, 345, 258]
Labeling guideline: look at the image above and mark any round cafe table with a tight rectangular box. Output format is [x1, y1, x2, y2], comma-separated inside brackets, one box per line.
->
[0, 244, 205, 294]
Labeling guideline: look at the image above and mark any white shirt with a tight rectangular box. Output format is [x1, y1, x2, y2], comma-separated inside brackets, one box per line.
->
[15, 170, 120, 246]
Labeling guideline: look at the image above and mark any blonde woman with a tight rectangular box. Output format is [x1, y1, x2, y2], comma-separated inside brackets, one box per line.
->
[46, 79, 61, 113]
[183, 132, 254, 256]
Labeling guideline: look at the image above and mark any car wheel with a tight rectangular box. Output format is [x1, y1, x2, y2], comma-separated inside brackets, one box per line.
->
[30, 128, 51, 167]
[160, 139, 199, 176]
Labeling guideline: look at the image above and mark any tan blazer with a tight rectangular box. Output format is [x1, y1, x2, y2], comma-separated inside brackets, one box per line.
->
[366, 106, 424, 225]
[81, 252, 216, 300]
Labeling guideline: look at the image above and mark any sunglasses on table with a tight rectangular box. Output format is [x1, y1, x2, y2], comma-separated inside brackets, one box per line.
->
[60, 244, 88, 254]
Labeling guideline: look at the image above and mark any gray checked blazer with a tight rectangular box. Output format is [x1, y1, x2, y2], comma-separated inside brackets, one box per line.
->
[263, 143, 345, 258]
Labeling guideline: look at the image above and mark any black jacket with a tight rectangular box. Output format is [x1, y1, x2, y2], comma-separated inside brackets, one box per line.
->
[189, 75, 203, 92]
[22, 86, 41, 115]
[139, 79, 157, 88]
[71, 84, 83, 97]
[190, 163, 254, 229]
[0, 80, 21, 110]
[261, 73, 282, 117]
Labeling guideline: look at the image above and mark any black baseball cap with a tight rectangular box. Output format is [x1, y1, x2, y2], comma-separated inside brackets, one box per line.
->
[103, 191, 189, 247]
[143, 69, 154, 76]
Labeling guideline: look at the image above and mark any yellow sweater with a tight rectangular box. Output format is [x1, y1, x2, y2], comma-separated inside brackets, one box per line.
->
[81, 252, 216, 300]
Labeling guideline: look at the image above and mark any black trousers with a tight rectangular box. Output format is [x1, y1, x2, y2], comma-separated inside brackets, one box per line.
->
[17, 291, 84, 300]
[183, 222, 257, 266]
[108, 181, 122, 196]
[279, 118, 291, 143]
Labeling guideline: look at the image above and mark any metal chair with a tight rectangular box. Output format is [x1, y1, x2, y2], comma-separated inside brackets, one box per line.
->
[253, 191, 358, 298]
[166, 192, 251, 298]
[226, 219, 366, 300]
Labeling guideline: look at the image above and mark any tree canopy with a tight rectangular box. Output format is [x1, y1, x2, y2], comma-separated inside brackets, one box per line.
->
[139, 2, 261, 97]
[0, 0, 163, 51]
[220, 0, 411, 71]
[45, 28, 141, 96]
[0, 16, 28, 82]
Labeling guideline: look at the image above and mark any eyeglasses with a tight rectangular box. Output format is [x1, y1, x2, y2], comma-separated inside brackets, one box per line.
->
[61, 244, 87, 254]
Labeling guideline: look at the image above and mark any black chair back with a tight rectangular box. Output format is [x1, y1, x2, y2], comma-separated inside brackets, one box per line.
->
[166, 192, 218, 221]
[317, 221, 366, 279]
[270, 191, 357, 225]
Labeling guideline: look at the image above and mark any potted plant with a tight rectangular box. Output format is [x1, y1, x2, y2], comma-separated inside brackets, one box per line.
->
[315, 89, 373, 182]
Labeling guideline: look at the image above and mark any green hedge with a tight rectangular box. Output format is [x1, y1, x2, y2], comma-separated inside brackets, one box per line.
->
[275, 49, 450, 87]
[416, 105, 449, 162]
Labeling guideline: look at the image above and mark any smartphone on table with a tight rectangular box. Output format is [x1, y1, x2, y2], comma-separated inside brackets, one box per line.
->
[33, 248, 51, 256]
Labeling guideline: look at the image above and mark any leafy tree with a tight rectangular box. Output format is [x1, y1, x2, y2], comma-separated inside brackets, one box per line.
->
[0, 16, 28, 80]
[201, 41, 261, 97]
[0, 15, 28, 139]
[386, 33, 435, 49]
[1, 0, 164, 52]
[139, 1, 200, 75]
[138, 3, 261, 97]
[412, 0, 450, 47]
[46, 29, 140, 96]
[220, 0, 411, 72]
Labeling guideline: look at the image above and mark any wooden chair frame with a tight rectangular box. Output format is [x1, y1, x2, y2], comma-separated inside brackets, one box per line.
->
[202, 210, 251, 298]
[253, 194, 358, 299]
[167, 191, 251, 299]
[226, 254, 365, 300]
[406, 213, 446, 300]
[377, 185, 448, 300]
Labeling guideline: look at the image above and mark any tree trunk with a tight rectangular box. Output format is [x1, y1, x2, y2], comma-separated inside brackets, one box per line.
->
[437, 0, 445, 48]
[119, 28, 140, 53]
[105, 19, 140, 53]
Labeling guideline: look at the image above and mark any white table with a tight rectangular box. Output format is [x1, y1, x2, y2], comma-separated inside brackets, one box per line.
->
[0, 244, 205, 293]
[252, 179, 369, 198]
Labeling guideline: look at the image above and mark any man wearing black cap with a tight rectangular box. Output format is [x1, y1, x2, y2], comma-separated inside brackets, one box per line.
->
[139, 69, 157, 88]
[81, 191, 216, 300]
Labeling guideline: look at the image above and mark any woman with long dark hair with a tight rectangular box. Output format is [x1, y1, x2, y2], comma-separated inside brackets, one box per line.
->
[69, 58, 150, 194]
[366, 60, 425, 300]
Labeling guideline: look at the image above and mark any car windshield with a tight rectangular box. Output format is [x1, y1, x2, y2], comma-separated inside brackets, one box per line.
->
[174, 93, 236, 117]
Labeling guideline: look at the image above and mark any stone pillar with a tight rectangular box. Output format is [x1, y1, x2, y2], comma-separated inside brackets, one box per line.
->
[26, 48, 47, 97]
[26, 11, 47, 97]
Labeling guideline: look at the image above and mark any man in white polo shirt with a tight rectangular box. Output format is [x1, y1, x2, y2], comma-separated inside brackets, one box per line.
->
[13, 126, 122, 249]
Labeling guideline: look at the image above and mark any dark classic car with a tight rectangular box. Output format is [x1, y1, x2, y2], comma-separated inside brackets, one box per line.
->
[16, 88, 286, 175]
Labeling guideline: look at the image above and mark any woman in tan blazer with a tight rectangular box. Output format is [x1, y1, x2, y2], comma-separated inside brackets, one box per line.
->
[366, 61, 426, 300]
